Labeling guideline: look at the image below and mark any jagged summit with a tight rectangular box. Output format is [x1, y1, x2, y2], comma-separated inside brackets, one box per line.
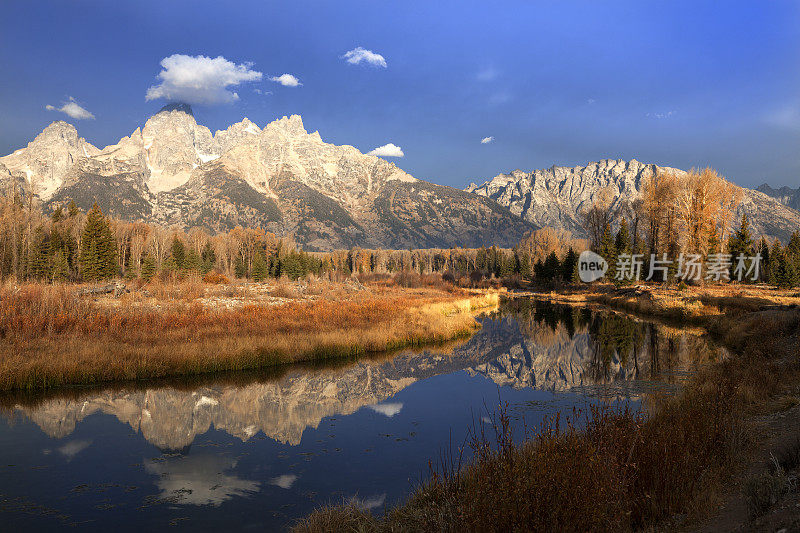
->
[0, 111, 533, 249]
[157, 103, 193, 116]
[467, 158, 800, 242]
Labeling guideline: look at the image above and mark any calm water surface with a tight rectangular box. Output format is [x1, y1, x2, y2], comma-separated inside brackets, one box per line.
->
[0, 299, 722, 531]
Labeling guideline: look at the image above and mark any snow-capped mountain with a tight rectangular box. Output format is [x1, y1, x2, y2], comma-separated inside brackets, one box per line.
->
[1, 105, 533, 250]
[466, 159, 800, 242]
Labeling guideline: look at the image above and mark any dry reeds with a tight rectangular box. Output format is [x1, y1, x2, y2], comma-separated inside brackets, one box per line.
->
[0, 281, 495, 390]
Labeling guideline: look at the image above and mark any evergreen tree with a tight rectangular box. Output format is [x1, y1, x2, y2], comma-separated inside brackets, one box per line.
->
[201, 242, 216, 273]
[80, 204, 117, 281]
[757, 237, 770, 283]
[728, 214, 755, 281]
[543, 251, 561, 283]
[534, 259, 544, 281]
[29, 227, 51, 280]
[51, 206, 64, 223]
[774, 250, 798, 288]
[561, 247, 579, 284]
[140, 254, 156, 281]
[614, 218, 631, 254]
[234, 256, 247, 278]
[51, 249, 69, 281]
[519, 252, 532, 279]
[170, 237, 186, 270]
[787, 231, 800, 259]
[67, 200, 80, 218]
[281, 252, 304, 280]
[252, 250, 268, 282]
[599, 222, 616, 279]
[161, 255, 178, 275]
[184, 249, 202, 273]
[769, 240, 784, 286]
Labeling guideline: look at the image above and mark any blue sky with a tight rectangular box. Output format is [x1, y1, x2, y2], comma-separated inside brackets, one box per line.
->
[1, 0, 798, 188]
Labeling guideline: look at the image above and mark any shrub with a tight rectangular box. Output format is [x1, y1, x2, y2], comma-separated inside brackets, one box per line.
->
[202, 271, 230, 284]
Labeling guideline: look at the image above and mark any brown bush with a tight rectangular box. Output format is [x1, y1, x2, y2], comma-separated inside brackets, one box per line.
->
[203, 271, 230, 284]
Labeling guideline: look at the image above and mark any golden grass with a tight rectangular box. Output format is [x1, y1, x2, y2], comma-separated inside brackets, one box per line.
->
[0, 281, 498, 390]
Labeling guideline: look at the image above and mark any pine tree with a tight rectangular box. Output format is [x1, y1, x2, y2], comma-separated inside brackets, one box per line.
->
[281, 252, 304, 280]
[29, 227, 51, 280]
[201, 241, 216, 273]
[543, 251, 561, 283]
[757, 237, 770, 283]
[562, 247, 579, 284]
[170, 237, 186, 270]
[728, 214, 755, 281]
[787, 231, 800, 259]
[252, 250, 268, 282]
[51, 249, 69, 281]
[234, 256, 247, 278]
[80, 204, 117, 281]
[615, 219, 631, 254]
[51, 206, 64, 223]
[67, 200, 80, 218]
[599, 222, 616, 279]
[141, 254, 156, 281]
[184, 249, 202, 273]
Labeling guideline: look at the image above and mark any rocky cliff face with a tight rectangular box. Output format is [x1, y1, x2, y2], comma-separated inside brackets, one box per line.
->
[1, 105, 533, 250]
[0, 121, 99, 199]
[757, 184, 800, 212]
[467, 159, 800, 242]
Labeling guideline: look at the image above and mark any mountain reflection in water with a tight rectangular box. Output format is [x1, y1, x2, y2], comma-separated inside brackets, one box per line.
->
[6, 300, 720, 452]
[0, 299, 724, 531]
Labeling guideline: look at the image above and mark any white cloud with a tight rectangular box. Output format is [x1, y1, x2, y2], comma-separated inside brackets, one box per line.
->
[367, 402, 403, 417]
[341, 47, 387, 68]
[45, 97, 95, 120]
[145, 455, 260, 506]
[253, 88, 272, 96]
[648, 110, 677, 119]
[145, 54, 263, 105]
[477, 67, 499, 82]
[480, 136, 494, 144]
[766, 102, 800, 130]
[57, 439, 92, 460]
[351, 493, 386, 511]
[269, 74, 302, 87]
[488, 91, 511, 105]
[367, 143, 404, 157]
[269, 474, 298, 489]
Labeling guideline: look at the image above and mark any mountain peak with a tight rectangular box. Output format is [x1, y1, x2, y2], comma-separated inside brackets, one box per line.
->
[266, 114, 307, 136]
[157, 103, 193, 116]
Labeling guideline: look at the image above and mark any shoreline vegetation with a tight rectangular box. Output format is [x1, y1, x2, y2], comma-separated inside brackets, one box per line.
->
[0, 277, 499, 391]
[294, 283, 800, 532]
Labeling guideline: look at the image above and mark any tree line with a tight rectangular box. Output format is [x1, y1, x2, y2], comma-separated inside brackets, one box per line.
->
[2, 165, 798, 288]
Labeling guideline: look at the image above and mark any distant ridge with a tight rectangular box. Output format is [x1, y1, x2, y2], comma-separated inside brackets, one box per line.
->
[467, 159, 800, 242]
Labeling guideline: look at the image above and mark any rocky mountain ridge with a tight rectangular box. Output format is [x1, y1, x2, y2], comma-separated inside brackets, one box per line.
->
[757, 183, 800, 211]
[467, 159, 800, 242]
[1, 105, 533, 250]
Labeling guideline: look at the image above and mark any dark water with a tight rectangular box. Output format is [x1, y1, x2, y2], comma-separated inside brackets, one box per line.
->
[0, 299, 722, 531]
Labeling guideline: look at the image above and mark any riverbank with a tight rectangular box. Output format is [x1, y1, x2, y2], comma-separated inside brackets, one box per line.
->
[294, 284, 800, 532]
[0, 279, 499, 391]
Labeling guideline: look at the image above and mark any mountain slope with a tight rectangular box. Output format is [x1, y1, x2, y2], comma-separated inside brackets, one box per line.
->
[757, 184, 800, 211]
[1, 106, 534, 250]
[467, 159, 800, 242]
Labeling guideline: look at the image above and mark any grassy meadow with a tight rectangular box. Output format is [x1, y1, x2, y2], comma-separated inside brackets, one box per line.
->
[0, 276, 499, 390]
